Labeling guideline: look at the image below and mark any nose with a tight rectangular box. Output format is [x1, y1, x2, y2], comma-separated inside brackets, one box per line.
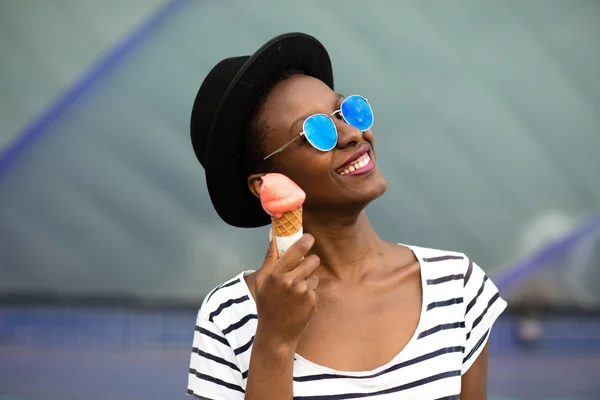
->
[334, 118, 363, 149]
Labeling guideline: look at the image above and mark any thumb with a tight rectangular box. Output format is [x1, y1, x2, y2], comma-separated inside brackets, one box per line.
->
[263, 228, 279, 267]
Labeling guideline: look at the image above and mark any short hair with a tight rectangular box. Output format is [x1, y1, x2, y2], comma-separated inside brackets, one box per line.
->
[243, 69, 306, 177]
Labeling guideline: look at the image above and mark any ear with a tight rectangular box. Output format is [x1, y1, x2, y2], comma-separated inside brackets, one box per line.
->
[247, 173, 264, 199]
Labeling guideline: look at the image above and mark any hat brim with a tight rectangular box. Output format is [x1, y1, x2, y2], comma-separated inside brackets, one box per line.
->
[204, 33, 334, 228]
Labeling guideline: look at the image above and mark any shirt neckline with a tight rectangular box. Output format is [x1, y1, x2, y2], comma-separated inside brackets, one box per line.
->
[237, 243, 428, 376]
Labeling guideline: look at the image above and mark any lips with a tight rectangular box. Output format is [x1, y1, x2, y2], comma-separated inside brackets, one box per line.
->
[337, 152, 373, 175]
[337, 147, 369, 170]
[335, 145, 376, 175]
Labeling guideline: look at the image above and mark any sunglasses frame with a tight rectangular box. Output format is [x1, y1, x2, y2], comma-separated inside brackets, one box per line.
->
[263, 95, 373, 161]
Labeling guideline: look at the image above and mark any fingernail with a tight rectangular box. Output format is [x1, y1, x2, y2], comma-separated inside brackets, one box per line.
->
[269, 228, 272, 242]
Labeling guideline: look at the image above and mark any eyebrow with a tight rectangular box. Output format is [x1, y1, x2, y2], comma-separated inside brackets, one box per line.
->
[288, 92, 345, 134]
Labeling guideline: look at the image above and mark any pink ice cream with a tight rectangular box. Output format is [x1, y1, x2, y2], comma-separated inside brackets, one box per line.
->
[259, 173, 306, 218]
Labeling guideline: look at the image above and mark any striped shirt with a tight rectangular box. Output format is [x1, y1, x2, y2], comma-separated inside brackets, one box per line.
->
[187, 244, 507, 399]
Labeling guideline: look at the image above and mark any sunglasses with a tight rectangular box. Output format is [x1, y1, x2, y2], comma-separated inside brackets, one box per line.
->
[263, 95, 374, 160]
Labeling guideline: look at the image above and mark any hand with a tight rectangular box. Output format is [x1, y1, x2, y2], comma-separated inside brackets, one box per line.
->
[254, 232, 320, 351]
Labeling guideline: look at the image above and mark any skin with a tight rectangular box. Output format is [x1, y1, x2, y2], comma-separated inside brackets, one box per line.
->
[200, 75, 488, 399]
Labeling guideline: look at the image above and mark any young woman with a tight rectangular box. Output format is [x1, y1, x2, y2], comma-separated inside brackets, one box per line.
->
[188, 32, 506, 400]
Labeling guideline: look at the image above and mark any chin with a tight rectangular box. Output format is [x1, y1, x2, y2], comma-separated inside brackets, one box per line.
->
[347, 170, 387, 207]
[304, 170, 388, 213]
[363, 173, 388, 202]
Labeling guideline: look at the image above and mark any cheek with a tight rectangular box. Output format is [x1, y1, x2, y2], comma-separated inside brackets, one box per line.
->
[278, 152, 333, 186]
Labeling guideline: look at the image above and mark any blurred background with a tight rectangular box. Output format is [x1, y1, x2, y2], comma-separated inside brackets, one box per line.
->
[0, 0, 599, 399]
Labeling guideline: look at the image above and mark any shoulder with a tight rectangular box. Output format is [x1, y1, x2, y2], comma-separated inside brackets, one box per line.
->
[409, 244, 471, 277]
[198, 271, 255, 327]
[409, 245, 496, 298]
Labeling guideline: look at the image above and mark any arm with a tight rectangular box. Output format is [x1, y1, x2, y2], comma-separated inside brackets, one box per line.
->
[460, 343, 488, 400]
[187, 235, 318, 400]
[244, 332, 295, 399]
[244, 234, 319, 400]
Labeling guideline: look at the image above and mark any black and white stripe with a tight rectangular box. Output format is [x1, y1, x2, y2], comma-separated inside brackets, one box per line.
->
[189, 368, 245, 393]
[466, 292, 500, 340]
[293, 346, 464, 382]
[427, 297, 464, 311]
[233, 335, 254, 355]
[464, 259, 474, 286]
[188, 248, 506, 399]
[423, 255, 464, 263]
[205, 278, 241, 303]
[293, 370, 461, 399]
[426, 274, 464, 285]
[222, 314, 257, 335]
[208, 295, 250, 322]
[463, 329, 490, 365]
[418, 321, 465, 340]
[193, 347, 241, 373]
[465, 276, 489, 315]
[195, 325, 229, 347]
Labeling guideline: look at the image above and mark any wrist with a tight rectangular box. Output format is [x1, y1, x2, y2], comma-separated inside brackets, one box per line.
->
[254, 328, 297, 359]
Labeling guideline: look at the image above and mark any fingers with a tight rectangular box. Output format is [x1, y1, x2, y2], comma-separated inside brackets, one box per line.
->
[286, 254, 320, 281]
[288, 274, 319, 298]
[275, 234, 315, 273]
[289, 275, 319, 315]
[306, 274, 319, 291]
[261, 229, 280, 273]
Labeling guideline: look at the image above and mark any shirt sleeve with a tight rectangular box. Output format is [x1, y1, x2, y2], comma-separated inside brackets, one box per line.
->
[461, 259, 507, 374]
[187, 310, 246, 400]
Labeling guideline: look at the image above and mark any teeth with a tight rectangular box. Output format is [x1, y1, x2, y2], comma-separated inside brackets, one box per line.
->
[339, 153, 371, 175]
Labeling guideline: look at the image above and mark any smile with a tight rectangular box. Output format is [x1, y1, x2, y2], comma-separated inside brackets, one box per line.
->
[338, 152, 376, 176]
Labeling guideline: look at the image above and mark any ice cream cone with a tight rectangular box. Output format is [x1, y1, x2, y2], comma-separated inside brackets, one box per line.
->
[271, 208, 302, 237]
[271, 208, 303, 257]
[259, 173, 306, 257]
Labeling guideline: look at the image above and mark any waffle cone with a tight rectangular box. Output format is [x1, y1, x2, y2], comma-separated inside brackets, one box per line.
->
[271, 208, 303, 237]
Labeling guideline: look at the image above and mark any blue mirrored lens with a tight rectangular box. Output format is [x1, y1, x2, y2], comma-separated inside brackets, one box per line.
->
[341, 96, 374, 131]
[303, 114, 337, 151]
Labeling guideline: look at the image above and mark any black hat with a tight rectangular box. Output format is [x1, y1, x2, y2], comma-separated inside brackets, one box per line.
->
[190, 32, 334, 228]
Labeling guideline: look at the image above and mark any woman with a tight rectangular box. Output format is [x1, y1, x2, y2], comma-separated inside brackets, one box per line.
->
[188, 32, 506, 399]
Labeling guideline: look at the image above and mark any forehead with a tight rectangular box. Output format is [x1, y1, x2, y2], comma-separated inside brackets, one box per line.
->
[261, 75, 337, 124]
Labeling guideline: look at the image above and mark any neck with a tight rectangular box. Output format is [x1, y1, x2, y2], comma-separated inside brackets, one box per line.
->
[303, 211, 382, 280]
